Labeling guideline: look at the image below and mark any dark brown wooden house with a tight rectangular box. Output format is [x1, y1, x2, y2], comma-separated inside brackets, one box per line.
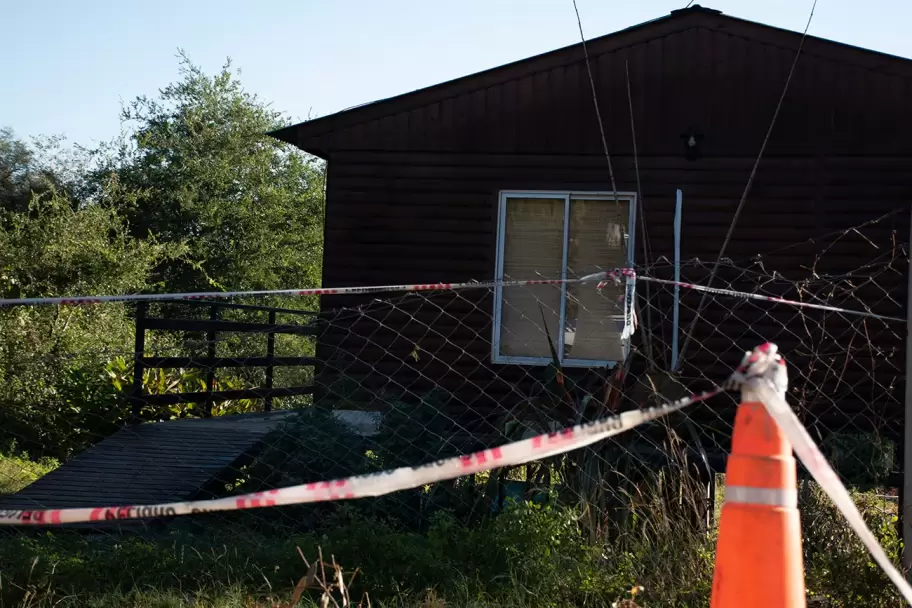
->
[272, 5, 911, 476]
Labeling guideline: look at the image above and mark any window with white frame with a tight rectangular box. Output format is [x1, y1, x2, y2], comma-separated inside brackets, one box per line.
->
[491, 190, 636, 367]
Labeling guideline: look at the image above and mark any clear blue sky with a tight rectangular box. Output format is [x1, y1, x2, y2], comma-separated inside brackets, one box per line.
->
[4, 0, 911, 148]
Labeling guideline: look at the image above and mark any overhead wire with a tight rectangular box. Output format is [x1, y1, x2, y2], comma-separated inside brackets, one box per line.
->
[625, 58, 659, 370]
[571, 0, 618, 200]
[674, 0, 820, 370]
[572, 0, 659, 369]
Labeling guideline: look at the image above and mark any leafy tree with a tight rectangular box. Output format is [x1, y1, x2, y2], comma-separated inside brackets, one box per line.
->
[0, 53, 326, 462]
[95, 51, 325, 293]
[0, 128, 81, 213]
[0, 184, 178, 459]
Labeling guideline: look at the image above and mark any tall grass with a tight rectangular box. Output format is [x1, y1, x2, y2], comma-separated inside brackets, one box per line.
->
[0, 451, 902, 606]
[0, 450, 58, 495]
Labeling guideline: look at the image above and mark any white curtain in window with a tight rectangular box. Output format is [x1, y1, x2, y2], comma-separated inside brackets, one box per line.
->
[563, 198, 629, 362]
[499, 197, 564, 358]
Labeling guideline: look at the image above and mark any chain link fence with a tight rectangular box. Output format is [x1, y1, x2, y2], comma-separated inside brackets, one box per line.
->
[0, 216, 907, 606]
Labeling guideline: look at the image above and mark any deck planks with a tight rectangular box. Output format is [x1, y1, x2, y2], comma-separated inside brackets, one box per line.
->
[0, 411, 296, 516]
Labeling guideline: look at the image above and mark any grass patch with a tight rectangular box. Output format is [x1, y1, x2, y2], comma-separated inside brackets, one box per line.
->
[0, 498, 711, 608]
[0, 437, 902, 608]
[0, 452, 58, 495]
[0, 481, 902, 607]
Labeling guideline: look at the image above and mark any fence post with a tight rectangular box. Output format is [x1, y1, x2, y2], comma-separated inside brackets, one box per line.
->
[671, 188, 682, 371]
[130, 302, 147, 423]
[903, 211, 912, 578]
[265, 310, 276, 412]
[204, 304, 219, 418]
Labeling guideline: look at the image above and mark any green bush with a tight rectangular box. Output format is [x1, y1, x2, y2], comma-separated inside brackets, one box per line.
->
[0, 355, 133, 462]
[227, 389, 480, 532]
[374, 389, 462, 468]
[802, 482, 902, 607]
[820, 432, 895, 485]
[429, 499, 623, 606]
[239, 407, 378, 490]
[0, 190, 173, 460]
[369, 390, 480, 528]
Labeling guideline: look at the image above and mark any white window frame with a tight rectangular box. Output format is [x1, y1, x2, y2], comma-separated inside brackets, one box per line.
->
[491, 189, 637, 368]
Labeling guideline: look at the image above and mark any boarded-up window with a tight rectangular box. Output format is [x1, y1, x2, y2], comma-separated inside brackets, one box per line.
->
[493, 191, 634, 367]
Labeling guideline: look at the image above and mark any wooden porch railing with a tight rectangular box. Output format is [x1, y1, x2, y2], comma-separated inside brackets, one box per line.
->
[130, 300, 320, 420]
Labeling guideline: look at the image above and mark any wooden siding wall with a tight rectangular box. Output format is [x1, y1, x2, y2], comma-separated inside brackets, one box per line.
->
[317, 152, 908, 441]
[310, 25, 912, 451]
[300, 27, 912, 158]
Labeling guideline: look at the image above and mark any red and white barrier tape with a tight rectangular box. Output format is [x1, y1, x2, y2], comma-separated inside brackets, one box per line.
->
[0, 380, 734, 526]
[745, 344, 912, 605]
[635, 275, 905, 324]
[0, 271, 633, 308]
[0, 269, 899, 324]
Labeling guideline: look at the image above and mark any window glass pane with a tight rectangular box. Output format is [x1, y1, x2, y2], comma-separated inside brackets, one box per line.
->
[563, 197, 629, 362]
[499, 197, 564, 359]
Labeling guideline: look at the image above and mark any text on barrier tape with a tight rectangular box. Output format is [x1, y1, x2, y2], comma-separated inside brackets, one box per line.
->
[0, 386, 726, 526]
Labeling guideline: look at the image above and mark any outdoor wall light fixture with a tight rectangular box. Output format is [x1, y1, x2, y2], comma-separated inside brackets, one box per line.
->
[681, 126, 704, 161]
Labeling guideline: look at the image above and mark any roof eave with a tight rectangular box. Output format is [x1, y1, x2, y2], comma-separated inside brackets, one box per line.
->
[268, 8, 713, 152]
[267, 124, 330, 159]
[268, 4, 912, 156]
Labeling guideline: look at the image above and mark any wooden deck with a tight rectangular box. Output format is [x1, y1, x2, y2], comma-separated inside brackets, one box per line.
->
[0, 411, 296, 523]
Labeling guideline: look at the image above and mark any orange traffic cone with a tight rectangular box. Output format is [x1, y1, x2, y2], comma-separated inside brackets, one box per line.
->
[711, 347, 805, 607]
